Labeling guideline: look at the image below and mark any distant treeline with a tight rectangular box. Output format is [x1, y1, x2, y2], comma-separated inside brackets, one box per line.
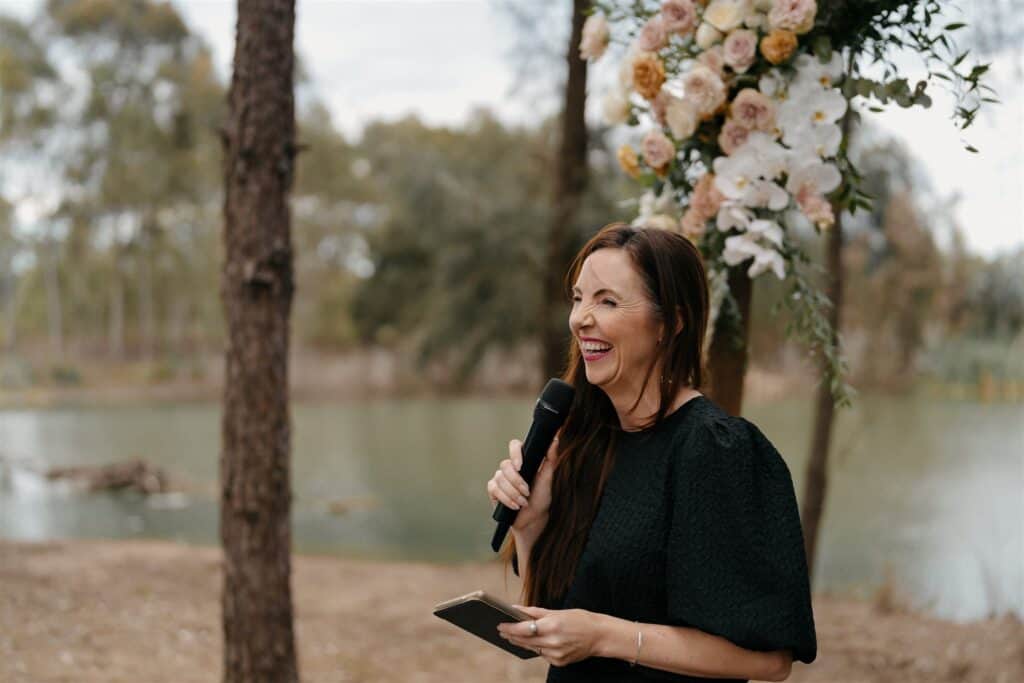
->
[0, 1, 1020, 391]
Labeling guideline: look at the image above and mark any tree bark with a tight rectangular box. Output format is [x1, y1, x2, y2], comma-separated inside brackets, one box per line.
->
[801, 73, 856, 579]
[41, 235, 63, 360]
[706, 267, 752, 416]
[109, 249, 125, 359]
[219, 1, 298, 681]
[540, 0, 590, 383]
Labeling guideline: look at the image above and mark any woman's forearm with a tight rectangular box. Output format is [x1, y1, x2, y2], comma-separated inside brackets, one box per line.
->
[594, 613, 792, 681]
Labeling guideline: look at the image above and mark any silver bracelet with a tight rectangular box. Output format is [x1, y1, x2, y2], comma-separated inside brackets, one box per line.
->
[629, 621, 643, 667]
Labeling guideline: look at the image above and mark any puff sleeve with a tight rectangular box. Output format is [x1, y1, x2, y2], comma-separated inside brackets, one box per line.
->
[664, 415, 817, 664]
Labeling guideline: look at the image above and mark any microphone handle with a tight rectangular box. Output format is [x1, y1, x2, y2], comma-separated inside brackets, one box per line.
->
[490, 409, 561, 552]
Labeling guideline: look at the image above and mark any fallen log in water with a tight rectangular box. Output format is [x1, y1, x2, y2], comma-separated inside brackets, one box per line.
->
[45, 458, 169, 495]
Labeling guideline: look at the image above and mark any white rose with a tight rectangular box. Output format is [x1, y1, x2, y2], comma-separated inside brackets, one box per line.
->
[666, 98, 700, 139]
[695, 22, 724, 49]
[602, 90, 632, 125]
[743, 12, 765, 30]
[703, 0, 751, 32]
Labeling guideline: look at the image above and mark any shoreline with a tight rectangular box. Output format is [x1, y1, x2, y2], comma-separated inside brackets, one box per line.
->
[1, 537, 1020, 682]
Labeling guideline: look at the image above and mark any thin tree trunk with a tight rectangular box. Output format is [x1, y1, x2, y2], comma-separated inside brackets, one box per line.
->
[137, 219, 157, 361]
[41, 235, 63, 360]
[801, 62, 856, 578]
[540, 0, 590, 383]
[706, 268, 752, 416]
[219, 0, 298, 681]
[3, 272, 23, 351]
[109, 249, 125, 359]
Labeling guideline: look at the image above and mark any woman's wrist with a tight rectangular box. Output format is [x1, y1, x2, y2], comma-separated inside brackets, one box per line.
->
[592, 613, 638, 662]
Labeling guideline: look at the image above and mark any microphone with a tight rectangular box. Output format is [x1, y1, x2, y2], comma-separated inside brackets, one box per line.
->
[490, 378, 575, 553]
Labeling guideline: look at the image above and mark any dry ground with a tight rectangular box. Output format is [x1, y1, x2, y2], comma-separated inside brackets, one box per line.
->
[0, 539, 1021, 683]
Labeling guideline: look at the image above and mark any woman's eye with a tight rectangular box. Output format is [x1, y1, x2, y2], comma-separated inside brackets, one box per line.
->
[602, 299, 616, 307]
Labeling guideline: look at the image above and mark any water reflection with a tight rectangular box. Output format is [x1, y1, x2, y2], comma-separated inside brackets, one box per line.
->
[0, 395, 1020, 621]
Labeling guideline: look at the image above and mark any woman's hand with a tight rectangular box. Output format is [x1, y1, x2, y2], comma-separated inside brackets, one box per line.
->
[486, 432, 562, 535]
[497, 605, 601, 667]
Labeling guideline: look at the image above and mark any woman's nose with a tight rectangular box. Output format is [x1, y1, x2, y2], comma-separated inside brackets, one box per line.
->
[569, 302, 594, 332]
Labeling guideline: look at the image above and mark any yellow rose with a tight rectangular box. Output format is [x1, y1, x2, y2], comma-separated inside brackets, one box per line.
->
[631, 52, 667, 100]
[760, 29, 797, 65]
[617, 144, 642, 178]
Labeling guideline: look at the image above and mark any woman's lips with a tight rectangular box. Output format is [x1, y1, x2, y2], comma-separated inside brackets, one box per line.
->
[583, 348, 612, 362]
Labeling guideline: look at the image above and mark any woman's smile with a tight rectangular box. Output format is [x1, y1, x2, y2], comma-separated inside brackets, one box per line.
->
[580, 336, 614, 361]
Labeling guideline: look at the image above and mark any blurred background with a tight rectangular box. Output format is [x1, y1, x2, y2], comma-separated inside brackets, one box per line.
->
[0, 0, 1020, 636]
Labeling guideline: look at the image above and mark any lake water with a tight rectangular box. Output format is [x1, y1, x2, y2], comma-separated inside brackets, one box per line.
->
[0, 394, 1020, 623]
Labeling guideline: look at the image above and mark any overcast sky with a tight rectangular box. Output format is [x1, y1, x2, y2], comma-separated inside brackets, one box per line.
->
[2, 0, 1021, 258]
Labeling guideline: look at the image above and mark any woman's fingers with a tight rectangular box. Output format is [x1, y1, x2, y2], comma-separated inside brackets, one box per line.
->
[501, 459, 530, 497]
[508, 439, 523, 471]
[487, 466, 526, 509]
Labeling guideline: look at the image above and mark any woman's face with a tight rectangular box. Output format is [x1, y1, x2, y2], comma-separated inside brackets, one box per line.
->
[568, 248, 664, 397]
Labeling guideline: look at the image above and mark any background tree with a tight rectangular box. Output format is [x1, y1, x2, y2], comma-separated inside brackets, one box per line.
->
[540, 0, 592, 382]
[219, 0, 299, 680]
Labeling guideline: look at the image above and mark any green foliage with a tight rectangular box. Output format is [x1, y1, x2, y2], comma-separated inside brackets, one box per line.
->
[816, 0, 998, 146]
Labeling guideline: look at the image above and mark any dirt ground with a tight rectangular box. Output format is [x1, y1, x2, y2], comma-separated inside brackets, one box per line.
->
[0, 538, 1021, 683]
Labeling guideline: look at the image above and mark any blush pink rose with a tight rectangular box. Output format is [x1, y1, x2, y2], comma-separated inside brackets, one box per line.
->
[729, 88, 777, 132]
[661, 0, 697, 35]
[697, 44, 726, 76]
[638, 15, 669, 51]
[682, 64, 727, 118]
[718, 118, 751, 155]
[723, 29, 758, 73]
[691, 173, 725, 217]
[681, 207, 709, 239]
[650, 89, 671, 126]
[579, 13, 610, 60]
[768, 0, 817, 34]
[642, 128, 676, 170]
[795, 183, 834, 228]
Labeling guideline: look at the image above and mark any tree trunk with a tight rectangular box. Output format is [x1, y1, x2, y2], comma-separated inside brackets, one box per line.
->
[137, 218, 157, 361]
[801, 76, 856, 579]
[540, 0, 590, 383]
[219, 1, 298, 681]
[706, 267, 752, 416]
[109, 249, 125, 359]
[41, 235, 63, 360]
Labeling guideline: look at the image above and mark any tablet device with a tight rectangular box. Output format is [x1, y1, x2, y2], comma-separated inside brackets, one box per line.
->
[433, 589, 540, 659]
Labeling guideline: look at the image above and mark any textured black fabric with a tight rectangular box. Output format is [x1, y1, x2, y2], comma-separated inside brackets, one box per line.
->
[532, 395, 817, 682]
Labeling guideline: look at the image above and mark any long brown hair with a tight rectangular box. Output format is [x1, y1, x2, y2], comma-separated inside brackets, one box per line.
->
[504, 222, 710, 608]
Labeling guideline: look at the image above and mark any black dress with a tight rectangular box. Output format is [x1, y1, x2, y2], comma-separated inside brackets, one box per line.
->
[514, 394, 817, 682]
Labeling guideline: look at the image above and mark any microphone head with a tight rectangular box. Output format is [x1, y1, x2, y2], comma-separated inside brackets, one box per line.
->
[539, 378, 575, 415]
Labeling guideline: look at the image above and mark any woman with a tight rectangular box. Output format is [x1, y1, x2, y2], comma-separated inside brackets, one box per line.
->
[486, 222, 816, 682]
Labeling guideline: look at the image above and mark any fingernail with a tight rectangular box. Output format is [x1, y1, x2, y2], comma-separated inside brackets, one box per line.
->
[518, 496, 528, 506]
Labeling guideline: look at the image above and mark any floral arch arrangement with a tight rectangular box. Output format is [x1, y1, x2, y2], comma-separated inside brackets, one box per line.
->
[580, 0, 993, 407]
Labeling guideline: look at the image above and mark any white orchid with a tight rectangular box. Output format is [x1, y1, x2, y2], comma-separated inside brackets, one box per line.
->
[791, 52, 845, 90]
[785, 158, 841, 196]
[787, 121, 841, 158]
[713, 132, 788, 198]
[747, 218, 784, 247]
[778, 85, 847, 148]
[715, 203, 754, 232]
[723, 232, 786, 279]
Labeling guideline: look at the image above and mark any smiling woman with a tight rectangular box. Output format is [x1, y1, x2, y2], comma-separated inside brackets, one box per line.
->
[489, 222, 816, 682]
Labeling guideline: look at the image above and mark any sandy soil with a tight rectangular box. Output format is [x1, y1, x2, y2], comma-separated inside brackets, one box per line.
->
[0, 539, 1020, 683]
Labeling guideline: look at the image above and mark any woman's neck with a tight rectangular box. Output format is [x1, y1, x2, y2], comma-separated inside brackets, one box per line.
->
[611, 385, 703, 432]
